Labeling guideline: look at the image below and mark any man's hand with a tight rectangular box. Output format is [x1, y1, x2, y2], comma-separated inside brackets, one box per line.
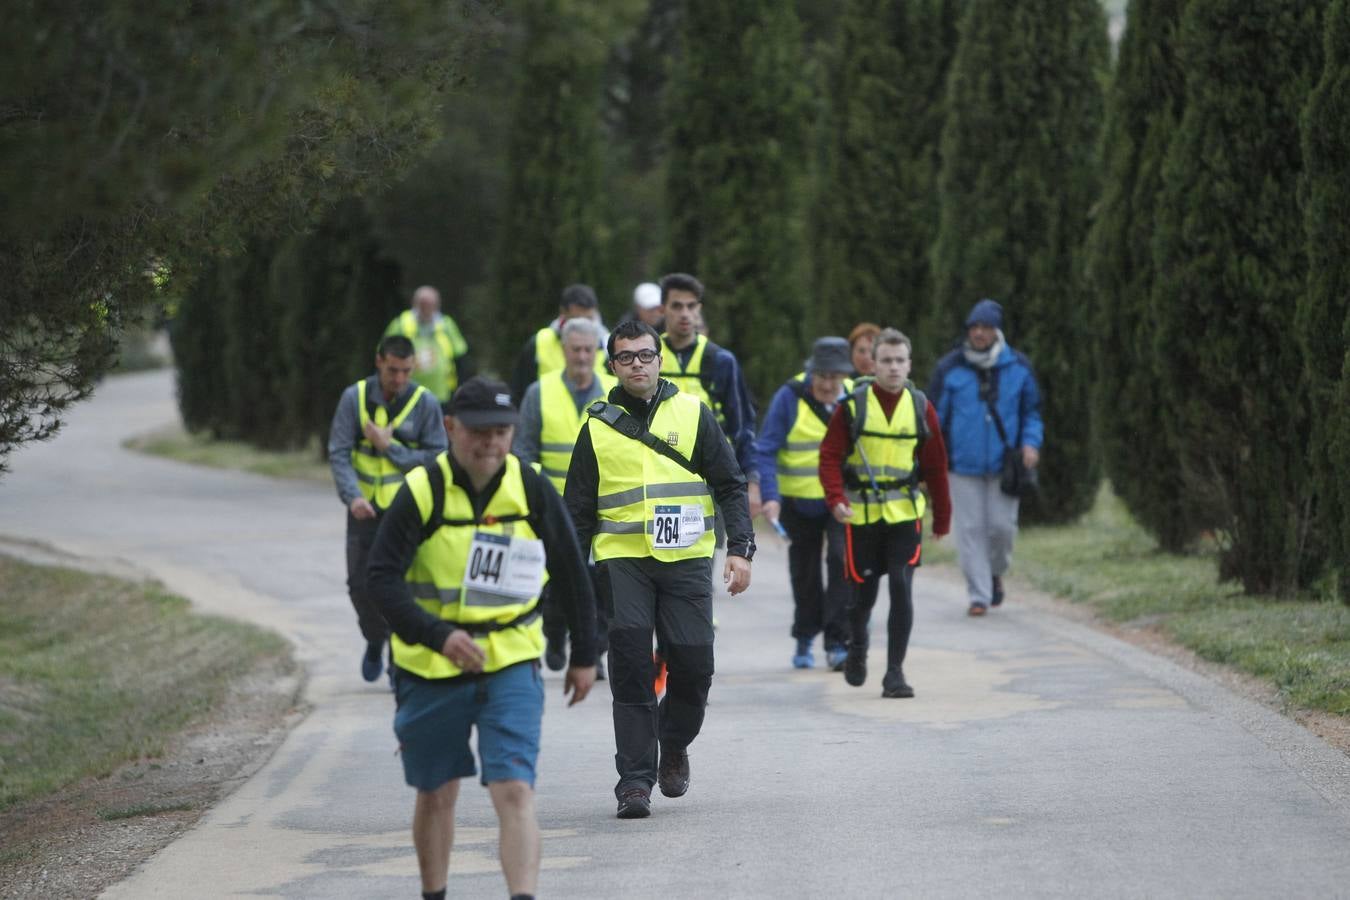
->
[363, 420, 394, 453]
[564, 665, 597, 707]
[831, 502, 853, 524]
[723, 555, 752, 595]
[349, 497, 377, 520]
[761, 499, 781, 525]
[440, 629, 486, 673]
[747, 482, 763, 519]
[1022, 445, 1040, 470]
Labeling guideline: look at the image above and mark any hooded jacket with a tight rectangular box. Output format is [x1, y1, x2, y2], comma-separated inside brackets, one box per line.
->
[927, 341, 1043, 477]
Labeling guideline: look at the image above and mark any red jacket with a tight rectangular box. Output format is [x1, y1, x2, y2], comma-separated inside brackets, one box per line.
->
[818, 383, 951, 536]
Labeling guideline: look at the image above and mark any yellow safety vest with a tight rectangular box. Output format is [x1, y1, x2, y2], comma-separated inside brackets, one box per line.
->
[392, 453, 546, 679]
[843, 385, 927, 525]
[777, 375, 853, 499]
[534, 325, 608, 381]
[586, 391, 715, 562]
[660, 334, 725, 427]
[353, 379, 429, 511]
[389, 310, 467, 401]
[539, 370, 617, 493]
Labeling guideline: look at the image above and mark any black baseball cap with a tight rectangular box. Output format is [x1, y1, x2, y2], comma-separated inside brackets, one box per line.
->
[447, 377, 519, 427]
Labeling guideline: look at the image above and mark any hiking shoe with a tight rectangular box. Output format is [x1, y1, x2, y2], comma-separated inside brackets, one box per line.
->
[843, 645, 867, 687]
[544, 635, 566, 671]
[881, 667, 915, 699]
[361, 640, 383, 683]
[968, 603, 988, 617]
[616, 788, 651, 819]
[991, 576, 1005, 607]
[792, 637, 814, 669]
[658, 747, 690, 798]
[826, 644, 849, 671]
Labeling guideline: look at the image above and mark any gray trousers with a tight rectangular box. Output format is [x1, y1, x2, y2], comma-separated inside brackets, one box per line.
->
[950, 473, 1019, 606]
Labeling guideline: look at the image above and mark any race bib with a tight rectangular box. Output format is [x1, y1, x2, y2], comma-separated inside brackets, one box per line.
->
[463, 531, 546, 601]
[651, 504, 706, 550]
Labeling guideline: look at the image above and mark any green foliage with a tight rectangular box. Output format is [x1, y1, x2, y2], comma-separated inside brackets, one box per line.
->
[1151, 0, 1324, 595]
[1085, 0, 1196, 551]
[931, 0, 1110, 522]
[664, 0, 814, 399]
[812, 0, 962, 353]
[0, 1, 490, 471]
[1300, 0, 1350, 603]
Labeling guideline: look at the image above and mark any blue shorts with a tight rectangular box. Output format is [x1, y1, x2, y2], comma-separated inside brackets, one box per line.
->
[393, 660, 544, 791]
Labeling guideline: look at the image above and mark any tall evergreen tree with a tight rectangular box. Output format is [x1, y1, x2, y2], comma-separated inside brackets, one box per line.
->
[813, 0, 961, 351]
[664, 0, 813, 399]
[1299, 0, 1350, 600]
[930, 0, 1109, 522]
[1151, 0, 1324, 594]
[1085, 0, 1195, 550]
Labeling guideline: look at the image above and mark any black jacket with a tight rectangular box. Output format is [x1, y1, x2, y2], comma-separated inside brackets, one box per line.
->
[368, 453, 598, 671]
[564, 379, 756, 560]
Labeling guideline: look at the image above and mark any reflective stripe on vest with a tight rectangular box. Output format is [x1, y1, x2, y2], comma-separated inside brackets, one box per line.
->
[539, 370, 617, 492]
[588, 391, 715, 562]
[844, 386, 927, 525]
[534, 326, 609, 381]
[391, 453, 546, 679]
[660, 334, 725, 428]
[776, 375, 853, 499]
[353, 379, 427, 510]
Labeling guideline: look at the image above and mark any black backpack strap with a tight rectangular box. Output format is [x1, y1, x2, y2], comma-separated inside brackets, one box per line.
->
[844, 383, 870, 447]
[420, 458, 534, 540]
[789, 377, 834, 427]
[586, 400, 700, 476]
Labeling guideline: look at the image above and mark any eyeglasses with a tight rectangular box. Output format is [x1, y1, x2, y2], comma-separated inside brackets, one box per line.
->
[611, 348, 660, 365]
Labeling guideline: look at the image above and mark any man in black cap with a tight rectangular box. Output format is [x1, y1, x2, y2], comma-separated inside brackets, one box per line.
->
[367, 376, 598, 900]
[753, 337, 855, 670]
[927, 299, 1043, 616]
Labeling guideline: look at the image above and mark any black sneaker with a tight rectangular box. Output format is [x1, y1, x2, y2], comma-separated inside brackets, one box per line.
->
[843, 644, 867, 687]
[616, 788, 651, 819]
[991, 575, 1005, 607]
[544, 635, 566, 671]
[881, 667, 915, 699]
[658, 747, 689, 798]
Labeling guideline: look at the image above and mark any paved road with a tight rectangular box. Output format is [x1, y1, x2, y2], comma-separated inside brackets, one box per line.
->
[2, 369, 1348, 899]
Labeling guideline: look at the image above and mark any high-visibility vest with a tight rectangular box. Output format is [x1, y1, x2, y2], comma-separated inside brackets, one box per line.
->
[586, 391, 715, 562]
[388, 310, 468, 401]
[538, 370, 617, 492]
[534, 326, 608, 381]
[660, 334, 726, 428]
[353, 379, 429, 511]
[842, 383, 928, 525]
[777, 375, 853, 499]
[392, 453, 546, 679]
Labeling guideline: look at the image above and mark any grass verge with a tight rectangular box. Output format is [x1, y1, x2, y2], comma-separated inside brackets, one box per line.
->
[123, 422, 331, 484]
[0, 556, 291, 811]
[928, 487, 1350, 717]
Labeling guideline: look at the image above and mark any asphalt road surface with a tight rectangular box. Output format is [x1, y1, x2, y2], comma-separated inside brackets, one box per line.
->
[2, 370, 1348, 899]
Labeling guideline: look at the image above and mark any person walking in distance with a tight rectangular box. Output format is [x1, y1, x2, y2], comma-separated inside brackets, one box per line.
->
[565, 320, 754, 819]
[927, 299, 1042, 616]
[509, 283, 609, 403]
[367, 377, 597, 900]
[754, 337, 855, 670]
[329, 335, 447, 683]
[383, 285, 472, 404]
[819, 328, 951, 698]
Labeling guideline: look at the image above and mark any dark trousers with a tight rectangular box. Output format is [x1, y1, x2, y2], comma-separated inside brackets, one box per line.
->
[346, 512, 390, 645]
[541, 566, 609, 656]
[780, 501, 850, 647]
[845, 519, 922, 671]
[598, 556, 714, 796]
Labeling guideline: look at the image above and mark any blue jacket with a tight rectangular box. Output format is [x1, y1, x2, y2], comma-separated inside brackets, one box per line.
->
[928, 344, 1043, 477]
[752, 379, 842, 516]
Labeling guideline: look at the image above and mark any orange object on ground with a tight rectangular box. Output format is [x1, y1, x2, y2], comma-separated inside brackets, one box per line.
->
[653, 652, 668, 697]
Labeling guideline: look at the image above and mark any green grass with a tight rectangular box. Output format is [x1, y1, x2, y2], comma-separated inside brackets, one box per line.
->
[98, 801, 196, 821]
[927, 487, 1350, 717]
[123, 423, 332, 484]
[0, 557, 291, 811]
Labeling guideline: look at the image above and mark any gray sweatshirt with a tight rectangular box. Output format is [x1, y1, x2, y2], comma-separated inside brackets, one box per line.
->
[328, 376, 449, 507]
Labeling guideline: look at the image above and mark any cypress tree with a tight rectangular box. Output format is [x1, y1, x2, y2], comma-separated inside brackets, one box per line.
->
[930, 0, 1110, 523]
[170, 261, 230, 438]
[813, 0, 962, 349]
[1085, 0, 1195, 550]
[217, 239, 292, 448]
[664, 0, 813, 399]
[1299, 0, 1350, 600]
[1151, 0, 1324, 594]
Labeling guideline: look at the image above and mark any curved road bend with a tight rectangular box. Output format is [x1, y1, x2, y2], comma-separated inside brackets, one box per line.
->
[1, 369, 1347, 898]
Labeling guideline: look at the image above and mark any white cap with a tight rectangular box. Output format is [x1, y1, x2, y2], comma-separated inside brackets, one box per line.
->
[633, 282, 662, 310]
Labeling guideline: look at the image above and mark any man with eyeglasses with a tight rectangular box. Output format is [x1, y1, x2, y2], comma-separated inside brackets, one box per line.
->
[564, 320, 755, 820]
